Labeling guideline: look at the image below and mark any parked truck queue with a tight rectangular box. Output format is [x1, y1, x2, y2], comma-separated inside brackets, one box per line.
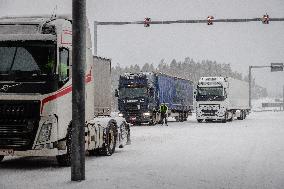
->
[117, 74, 250, 125]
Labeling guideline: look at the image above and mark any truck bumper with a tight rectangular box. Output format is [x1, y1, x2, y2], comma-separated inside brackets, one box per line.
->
[196, 111, 226, 120]
[125, 115, 151, 124]
[196, 115, 225, 120]
[0, 148, 66, 157]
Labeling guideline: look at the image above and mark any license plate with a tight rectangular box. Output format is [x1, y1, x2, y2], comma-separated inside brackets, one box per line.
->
[0, 149, 14, 155]
[130, 117, 136, 120]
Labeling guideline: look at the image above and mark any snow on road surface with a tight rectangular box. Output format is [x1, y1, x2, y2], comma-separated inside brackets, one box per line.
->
[1, 112, 284, 189]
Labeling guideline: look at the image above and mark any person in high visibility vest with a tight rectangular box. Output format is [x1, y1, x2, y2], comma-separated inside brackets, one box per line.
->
[160, 103, 168, 126]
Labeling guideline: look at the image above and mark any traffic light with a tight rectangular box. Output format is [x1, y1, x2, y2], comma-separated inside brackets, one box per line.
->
[271, 63, 283, 72]
[262, 14, 269, 24]
[144, 17, 151, 27]
[207, 16, 214, 25]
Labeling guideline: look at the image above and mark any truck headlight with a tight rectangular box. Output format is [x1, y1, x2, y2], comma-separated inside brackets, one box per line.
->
[118, 113, 123, 117]
[37, 121, 53, 143]
[143, 112, 151, 116]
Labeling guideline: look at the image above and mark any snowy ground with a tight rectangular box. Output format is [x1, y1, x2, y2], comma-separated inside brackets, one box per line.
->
[1, 111, 284, 189]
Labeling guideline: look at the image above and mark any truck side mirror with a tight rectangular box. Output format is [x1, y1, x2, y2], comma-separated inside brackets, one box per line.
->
[115, 89, 119, 97]
[193, 90, 197, 99]
[224, 89, 227, 98]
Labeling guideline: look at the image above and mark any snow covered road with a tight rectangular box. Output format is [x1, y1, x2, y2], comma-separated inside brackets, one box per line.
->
[1, 111, 284, 189]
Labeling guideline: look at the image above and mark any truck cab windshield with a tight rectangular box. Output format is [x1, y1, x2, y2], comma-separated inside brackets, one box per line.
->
[119, 87, 147, 98]
[196, 87, 224, 101]
[0, 42, 56, 81]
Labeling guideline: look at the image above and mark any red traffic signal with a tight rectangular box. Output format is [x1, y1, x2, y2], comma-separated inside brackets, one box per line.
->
[262, 14, 269, 24]
[144, 17, 151, 27]
[207, 16, 214, 25]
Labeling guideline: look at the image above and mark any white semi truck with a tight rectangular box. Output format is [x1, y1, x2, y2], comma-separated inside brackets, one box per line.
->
[0, 15, 130, 166]
[195, 77, 250, 123]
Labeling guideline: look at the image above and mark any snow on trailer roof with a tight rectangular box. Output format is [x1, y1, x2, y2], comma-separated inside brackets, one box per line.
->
[198, 77, 226, 87]
[199, 77, 228, 82]
[122, 72, 193, 82]
[0, 34, 56, 42]
[93, 56, 111, 62]
[0, 14, 72, 25]
[154, 71, 193, 82]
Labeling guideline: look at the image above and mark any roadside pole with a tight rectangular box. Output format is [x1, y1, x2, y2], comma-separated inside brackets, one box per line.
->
[72, 0, 86, 181]
[94, 21, 97, 56]
[283, 85, 284, 111]
[249, 66, 252, 108]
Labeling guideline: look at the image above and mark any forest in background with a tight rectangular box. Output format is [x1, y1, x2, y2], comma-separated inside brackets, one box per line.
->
[111, 57, 268, 110]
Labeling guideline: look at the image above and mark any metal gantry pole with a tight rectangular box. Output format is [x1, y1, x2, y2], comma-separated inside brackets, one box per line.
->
[248, 65, 271, 109]
[72, 0, 86, 181]
[249, 66, 252, 109]
[283, 85, 284, 111]
[94, 21, 98, 56]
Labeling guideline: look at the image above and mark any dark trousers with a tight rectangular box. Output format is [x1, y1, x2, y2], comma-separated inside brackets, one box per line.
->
[161, 112, 167, 125]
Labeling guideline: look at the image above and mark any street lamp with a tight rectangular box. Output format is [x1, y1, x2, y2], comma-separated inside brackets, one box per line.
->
[248, 63, 283, 109]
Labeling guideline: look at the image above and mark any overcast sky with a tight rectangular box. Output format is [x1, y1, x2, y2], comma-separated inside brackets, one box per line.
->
[0, 0, 284, 96]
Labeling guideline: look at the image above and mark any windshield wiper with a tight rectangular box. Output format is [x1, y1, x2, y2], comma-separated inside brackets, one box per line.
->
[8, 47, 18, 72]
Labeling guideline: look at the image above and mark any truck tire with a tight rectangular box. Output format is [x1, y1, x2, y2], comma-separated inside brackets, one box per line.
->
[237, 110, 244, 120]
[56, 128, 72, 167]
[175, 116, 179, 122]
[100, 123, 117, 156]
[183, 113, 188, 121]
[148, 115, 155, 126]
[197, 119, 203, 123]
[222, 112, 228, 123]
[181, 113, 185, 122]
[0, 155, 4, 163]
[228, 111, 233, 122]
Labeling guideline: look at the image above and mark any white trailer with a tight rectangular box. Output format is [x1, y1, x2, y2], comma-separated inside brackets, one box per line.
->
[0, 15, 130, 166]
[195, 77, 250, 123]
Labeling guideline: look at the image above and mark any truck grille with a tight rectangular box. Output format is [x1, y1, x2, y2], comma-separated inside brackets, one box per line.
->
[0, 100, 40, 150]
[202, 109, 218, 116]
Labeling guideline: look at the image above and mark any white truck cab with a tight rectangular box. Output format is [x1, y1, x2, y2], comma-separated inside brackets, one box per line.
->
[0, 15, 130, 166]
[195, 77, 250, 123]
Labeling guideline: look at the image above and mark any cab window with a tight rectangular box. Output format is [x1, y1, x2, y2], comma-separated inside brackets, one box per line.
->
[59, 48, 69, 86]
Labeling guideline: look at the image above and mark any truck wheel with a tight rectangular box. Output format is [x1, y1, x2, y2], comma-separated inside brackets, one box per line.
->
[197, 119, 203, 123]
[237, 110, 243, 120]
[180, 114, 184, 122]
[100, 123, 117, 156]
[222, 112, 228, 123]
[183, 113, 188, 121]
[56, 128, 72, 167]
[148, 116, 155, 126]
[228, 112, 233, 122]
[151, 112, 158, 125]
[0, 155, 4, 162]
[237, 111, 241, 120]
[175, 116, 179, 122]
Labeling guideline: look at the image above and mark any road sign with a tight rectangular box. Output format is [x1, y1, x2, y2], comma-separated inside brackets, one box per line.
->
[271, 63, 283, 72]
